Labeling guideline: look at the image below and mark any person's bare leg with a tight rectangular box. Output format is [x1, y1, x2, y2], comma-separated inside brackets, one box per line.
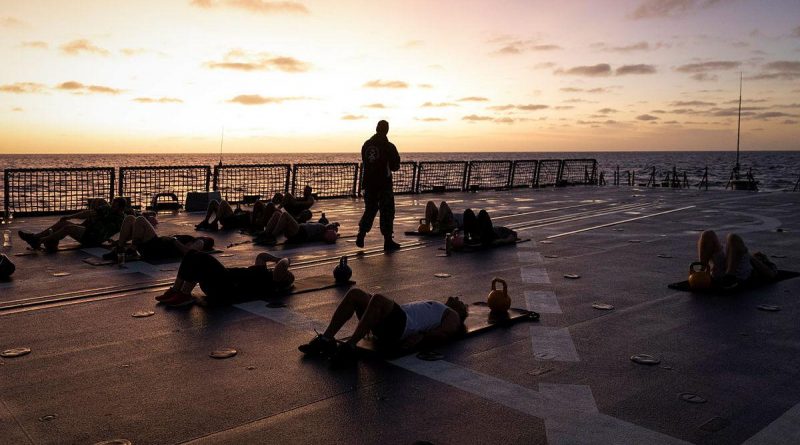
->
[264, 210, 282, 235]
[439, 201, 454, 229]
[216, 200, 234, 223]
[322, 288, 373, 339]
[725, 233, 748, 276]
[42, 224, 86, 244]
[425, 201, 438, 226]
[35, 218, 72, 238]
[116, 215, 137, 248]
[277, 211, 300, 237]
[132, 216, 158, 245]
[346, 293, 396, 345]
[201, 200, 220, 224]
[697, 230, 722, 270]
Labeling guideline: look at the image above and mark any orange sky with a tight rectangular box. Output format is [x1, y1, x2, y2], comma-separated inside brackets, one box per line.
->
[1, 0, 799, 153]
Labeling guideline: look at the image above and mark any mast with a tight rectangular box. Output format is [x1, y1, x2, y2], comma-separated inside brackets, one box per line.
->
[218, 126, 225, 168]
[735, 72, 742, 177]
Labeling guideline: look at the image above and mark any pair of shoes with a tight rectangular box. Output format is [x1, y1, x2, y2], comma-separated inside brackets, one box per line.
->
[162, 290, 195, 307]
[355, 232, 365, 248]
[383, 239, 401, 251]
[18, 231, 41, 250]
[195, 221, 218, 232]
[42, 238, 59, 253]
[330, 342, 358, 366]
[298, 334, 337, 356]
[156, 287, 191, 303]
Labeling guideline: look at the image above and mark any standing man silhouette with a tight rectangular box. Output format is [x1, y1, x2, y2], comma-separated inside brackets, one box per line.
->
[357, 120, 401, 251]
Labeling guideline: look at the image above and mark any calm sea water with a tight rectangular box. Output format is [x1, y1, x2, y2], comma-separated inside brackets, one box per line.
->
[1, 151, 798, 210]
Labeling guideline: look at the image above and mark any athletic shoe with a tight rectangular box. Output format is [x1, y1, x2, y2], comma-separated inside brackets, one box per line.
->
[719, 274, 740, 290]
[330, 342, 358, 365]
[195, 221, 218, 232]
[383, 239, 401, 251]
[42, 238, 59, 253]
[162, 291, 195, 307]
[355, 232, 365, 248]
[254, 233, 277, 245]
[156, 287, 185, 302]
[18, 231, 41, 250]
[298, 334, 337, 356]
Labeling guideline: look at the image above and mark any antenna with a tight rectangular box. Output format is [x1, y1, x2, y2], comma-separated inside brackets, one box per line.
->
[218, 126, 225, 167]
[735, 72, 742, 177]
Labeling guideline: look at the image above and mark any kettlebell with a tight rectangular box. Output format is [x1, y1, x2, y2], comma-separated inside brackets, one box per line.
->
[318, 212, 329, 225]
[451, 230, 464, 250]
[418, 218, 431, 233]
[688, 262, 712, 290]
[487, 278, 510, 313]
[333, 256, 352, 283]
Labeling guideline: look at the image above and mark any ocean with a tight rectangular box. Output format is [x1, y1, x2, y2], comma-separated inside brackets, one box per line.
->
[1, 151, 799, 211]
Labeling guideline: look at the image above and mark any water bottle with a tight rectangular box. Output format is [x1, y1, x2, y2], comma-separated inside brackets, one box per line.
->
[2, 230, 11, 248]
[445, 233, 452, 256]
[117, 249, 125, 267]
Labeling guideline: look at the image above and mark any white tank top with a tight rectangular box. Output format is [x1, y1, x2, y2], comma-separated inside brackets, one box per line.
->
[400, 301, 449, 339]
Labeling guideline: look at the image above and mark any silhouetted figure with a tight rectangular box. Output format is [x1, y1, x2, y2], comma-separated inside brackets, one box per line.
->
[357, 120, 401, 251]
[697, 230, 778, 289]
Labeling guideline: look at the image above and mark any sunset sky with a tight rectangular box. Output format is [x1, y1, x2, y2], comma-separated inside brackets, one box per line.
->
[1, 0, 798, 153]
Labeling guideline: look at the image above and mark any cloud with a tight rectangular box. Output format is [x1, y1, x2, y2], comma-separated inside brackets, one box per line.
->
[21, 41, 48, 49]
[120, 48, 166, 57]
[1, 17, 26, 28]
[462, 114, 493, 121]
[0, 82, 46, 94]
[421, 102, 457, 107]
[417, 83, 433, 88]
[616, 64, 657, 75]
[190, 0, 309, 14]
[595, 41, 652, 52]
[597, 108, 618, 114]
[227, 94, 305, 105]
[495, 40, 561, 55]
[363, 80, 408, 89]
[671, 100, 715, 106]
[60, 39, 111, 56]
[134, 97, 183, 104]
[690, 73, 717, 81]
[457, 96, 489, 102]
[629, 0, 723, 19]
[403, 40, 424, 48]
[487, 104, 548, 111]
[783, 119, 798, 124]
[364, 103, 386, 108]
[415, 117, 445, 122]
[751, 111, 797, 120]
[554, 106, 574, 110]
[561, 87, 612, 94]
[206, 50, 310, 72]
[555, 64, 612, 76]
[636, 114, 659, 121]
[675, 61, 740, 73]
[793, 26, 800, 38]
[534, 62, 556, 70]
[341, 114, 366, 120]
[748, 60, 800, 80]
[56, 81, 123, 94]
[494, 117, 515, 124]
[12, 107, 23, 112]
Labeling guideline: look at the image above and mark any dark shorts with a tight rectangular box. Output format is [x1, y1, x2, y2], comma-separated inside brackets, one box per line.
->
[371, 302, 407, 344]
[285, 226, 308, 244]
[137, 236, 183, 261]
[79, 227, 108, 247]
[220, 211, 251, 230]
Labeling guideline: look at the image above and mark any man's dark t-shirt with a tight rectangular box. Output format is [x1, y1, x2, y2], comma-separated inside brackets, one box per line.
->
[361, 134, 400, 191]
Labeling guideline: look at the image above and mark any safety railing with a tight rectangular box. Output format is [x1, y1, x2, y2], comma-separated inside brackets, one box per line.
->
[416, 161, 469, 193]
[510, 160, 539, 188]
[3, 167, 115, 216]
[358, 161, 417, 196]
[213, 164, 290, 203]
[559, 159, 597, 186]
[466, 160, 513, 190]
[120, 165, 211, 210]
[292, 163, 359, 199]
[535, 160, 562, 187]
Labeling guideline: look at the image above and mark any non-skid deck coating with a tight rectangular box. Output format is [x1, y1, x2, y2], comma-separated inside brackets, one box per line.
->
[0, 186, 798, 445]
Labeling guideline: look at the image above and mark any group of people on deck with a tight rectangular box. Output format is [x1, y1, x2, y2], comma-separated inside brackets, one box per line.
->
[6, 120, 781, 364]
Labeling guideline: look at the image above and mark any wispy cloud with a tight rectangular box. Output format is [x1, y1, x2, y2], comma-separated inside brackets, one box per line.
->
[675, 60, 741, 73]
[206, 50, 310, 72]
[60, 39, 110, 56]
[421, 102, 458, 107]
[616, 64, 657, 75]
[190, 0, 309, 14]
[11, 107, 24, 112]
[592, 41, 668, 52]
[495, 117, 515, 124]
[415, 117, 446, 122]
[341, 114, 366, 120]
[534, 62, 556, 70]
[487, 104, 548, 111]
[363, 80, 408, 89]
[748, 60, 800, 80]
[560, 87, 612, 94]
[793, 26, 800, 38]
[597, 108, 618, 114]
[134, 97, 183, 104]
[629, 0, 724, 20]
[21, 41, 48, 49]
[462, 114, 493, 121]
[636, 114, 659, 121]
[56, 81, 123, 94]
[364, 103, 386, 108]
[0, 82, 46, 94]
[227, 94, 306, 105]
[1, 17, 26, 28]
[120, 48, 167, 57]
[555, 64, 612, 76]
[554, 105, 575, 110]
[671, 100, 715, 106]
[457, 96, 489, 102]
[417, 83, 433, 89]
[494, 39, 562, 55]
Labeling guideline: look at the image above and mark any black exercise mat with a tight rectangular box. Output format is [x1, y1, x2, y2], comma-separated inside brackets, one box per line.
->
[15, 243, 113, 256]
[82, 249, 223, 266]
[668, 270, 800, 293]
[350, 302, 539, 358]
[274, 274, 355, 296]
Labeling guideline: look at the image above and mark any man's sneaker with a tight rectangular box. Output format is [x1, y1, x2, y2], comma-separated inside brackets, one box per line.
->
[383, 239, 401, 251]
[195, 221, 218, 232]
[18, 231, 41, 250]
[162, 291, 195, 307]
[330, 342, 358, 365]
[156, 287, 185, 302]
[355, 232, 365, 248]
[42, 238, 59, 253]
[298, 334, 337, 356]
[719, 274, 740, 290]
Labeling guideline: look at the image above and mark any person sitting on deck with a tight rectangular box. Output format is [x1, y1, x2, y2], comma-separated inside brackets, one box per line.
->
[274, 185, 315, 223]
[105, 215, 214, 262]
[424, 201, 517, 246]
[697, 230, 778, 288]
[299, 288, 469, 363]
[156, 251, 294, 307]
[18, 197, 128, 252]
[255, 208, 340, 245]
[195, 199, 277, 233]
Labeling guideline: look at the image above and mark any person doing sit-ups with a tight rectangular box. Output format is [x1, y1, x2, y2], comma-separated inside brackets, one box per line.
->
[19, 197, 128, 251]
[107, 214, 213, 262]
[257, 207, 340, 245]
[195, 199, 277, 232]
[697, 230, 777, 288]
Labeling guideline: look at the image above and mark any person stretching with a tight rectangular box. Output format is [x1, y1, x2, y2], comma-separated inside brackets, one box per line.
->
[157, 251, 294, 307]
[19, 197, 128, 251]
[256, 208, 340, 245]
[106, 215, 213, 262]
[276, 185, 315, 223]
[299, 288, 468, 363]
[697, 230, 777, 288]
[196, 199, 277, 232]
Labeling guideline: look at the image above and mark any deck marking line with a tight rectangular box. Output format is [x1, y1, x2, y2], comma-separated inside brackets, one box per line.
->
[529, 326, 580, 362]
[520, 267, 550, 284]
[517, 250, 543, 264]
[545, 205, 695, 239]
[524, 290, 562, 314]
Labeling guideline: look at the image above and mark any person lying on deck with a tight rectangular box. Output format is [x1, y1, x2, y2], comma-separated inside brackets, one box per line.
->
[299, 288, 469, 363]
[424, 201, 517, 245]
[195, 199, 277, 232]
[274, 185, 315, 223]
[255, 208, 340, 245]
[105, 215, 214, 262]
[697, 230, 778, 289]
[18, 197, 128, 252]
[156, 251, 294, 307]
